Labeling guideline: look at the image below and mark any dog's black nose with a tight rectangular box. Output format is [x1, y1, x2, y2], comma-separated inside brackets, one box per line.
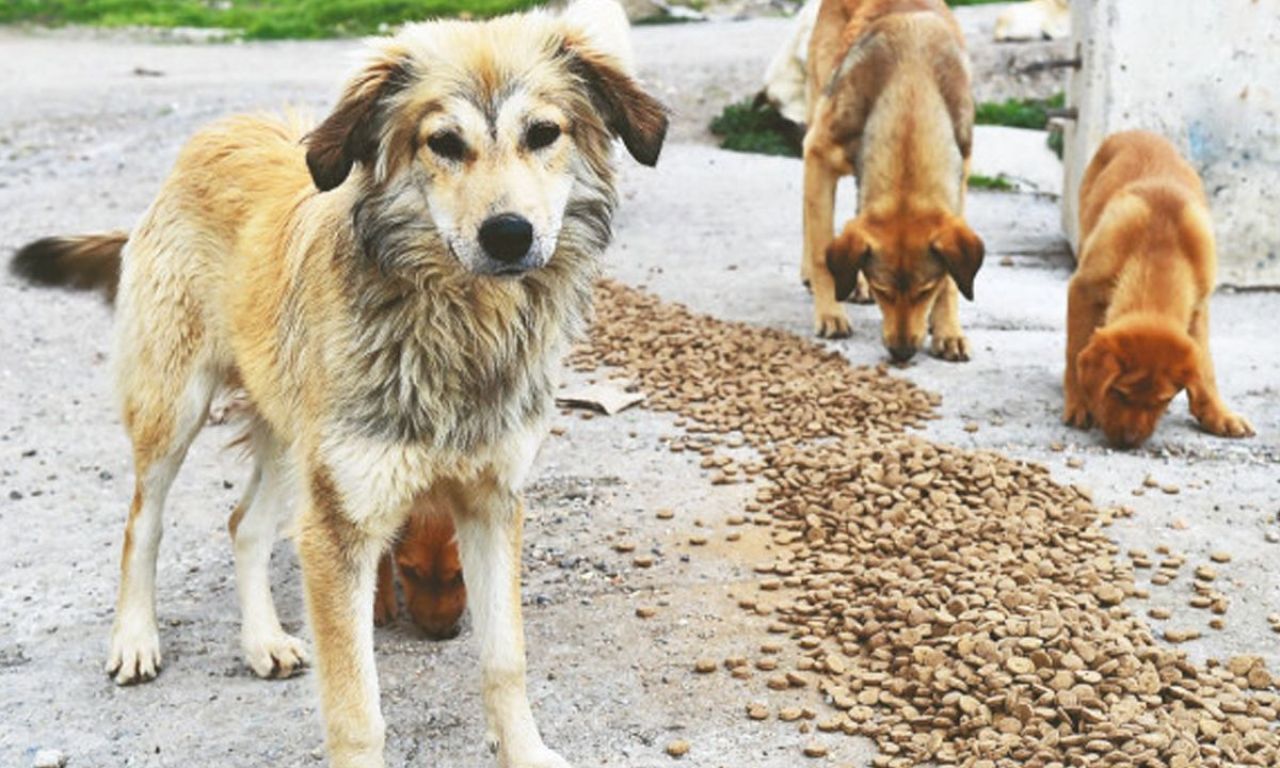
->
[479, 214, 534, 264]
[888, 344, 917, 363]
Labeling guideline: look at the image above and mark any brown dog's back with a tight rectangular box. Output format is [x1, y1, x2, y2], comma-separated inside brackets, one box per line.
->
[1078, 131, 1216, 319]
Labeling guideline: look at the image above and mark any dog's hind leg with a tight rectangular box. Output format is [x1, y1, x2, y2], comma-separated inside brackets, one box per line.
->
[451, 484, 569, 768]
[110, 358, 217, 685]
[229, 423, 309, 678]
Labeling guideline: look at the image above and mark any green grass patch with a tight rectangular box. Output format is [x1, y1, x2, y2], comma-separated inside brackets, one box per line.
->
[0, 0, 541, 40]
[709, 98, 803, 159]
[969, 173, 1015, 192]
[975, 92, 1066, 131]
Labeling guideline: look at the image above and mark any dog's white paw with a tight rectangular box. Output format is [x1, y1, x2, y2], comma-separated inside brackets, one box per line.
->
[242, 631, 309, 679]
[507, 746, 572, 768]
[107, 622, 162, 685]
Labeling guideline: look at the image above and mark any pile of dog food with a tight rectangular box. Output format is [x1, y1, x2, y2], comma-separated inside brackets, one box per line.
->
[573, 281, 1278, 767]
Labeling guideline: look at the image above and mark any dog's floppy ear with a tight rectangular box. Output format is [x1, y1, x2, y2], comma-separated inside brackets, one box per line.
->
[1077, 337, 1121, 409]
[930, 218, 985, 301]
[306, 50, 410, 192]
[562, 35, 669, 167]
[826, 225, 872, 302]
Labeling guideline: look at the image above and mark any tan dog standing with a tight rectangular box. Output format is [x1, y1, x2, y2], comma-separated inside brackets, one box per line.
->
[804, 0, 983, 362]
[1064, 130, 1253, 447]
[10, 1, 667, 766]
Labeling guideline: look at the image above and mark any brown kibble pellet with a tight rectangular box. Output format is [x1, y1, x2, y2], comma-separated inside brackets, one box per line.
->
[802, 743, 828, 758]
[694, 659, 717, 674]
[633, 555, 655, 568]
[1210, 551, 1232, 563]
[613, 540, 636, 553]
[656, 508, 674, 520]
[746, 703, 769, 720]
[665, 740, 690, 758]
[635, 606, 657, 619]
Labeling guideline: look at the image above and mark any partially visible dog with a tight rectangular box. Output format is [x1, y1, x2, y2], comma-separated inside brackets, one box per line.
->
[1064, 130, 1253, 448]
[803, 0, 984, 362]
[10, 0, 666, 765]
[994, 0, 1070, 42]
[374, 504, 467, 640]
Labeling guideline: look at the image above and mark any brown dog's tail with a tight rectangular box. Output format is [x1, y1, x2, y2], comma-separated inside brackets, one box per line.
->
[10, 231, 127, 305]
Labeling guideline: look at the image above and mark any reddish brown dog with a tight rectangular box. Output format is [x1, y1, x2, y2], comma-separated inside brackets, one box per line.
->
[1064, 130, 1254, 447]
[374, 506, 467, 639]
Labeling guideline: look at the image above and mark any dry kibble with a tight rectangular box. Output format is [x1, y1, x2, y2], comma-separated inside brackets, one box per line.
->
[613, 540, 636, 553]
[802, 743, 828, 759]
[656, 508, 675, 520]
[665, 740, 690, 758]
[635, 606, 657, 619]
[1210, 551, 1232, 563]
[694, 659, 717, 674]
[571, 281, 1280, 768]
[1066, 457, 1084, 469]
[633, 555, 655, 568]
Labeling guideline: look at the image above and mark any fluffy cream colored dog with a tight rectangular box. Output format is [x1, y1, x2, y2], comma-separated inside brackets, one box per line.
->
[10, 1, 667, 765]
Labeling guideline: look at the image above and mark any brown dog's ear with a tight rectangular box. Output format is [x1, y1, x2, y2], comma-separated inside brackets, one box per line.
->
[306, 51, 410, 192]
[563, 43, 669, 167]
[826, 226, 872, 302]
[1077, 338, 1121, 409]
[930, 219, 985, 301]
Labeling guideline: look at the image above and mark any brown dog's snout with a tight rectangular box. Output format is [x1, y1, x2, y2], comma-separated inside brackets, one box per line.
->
[888, 343, 918, 363]
[479, 214, 534, 265]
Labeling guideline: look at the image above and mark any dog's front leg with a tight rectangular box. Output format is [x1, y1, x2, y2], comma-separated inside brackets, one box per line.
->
[1187, 305, 1254, 438]
[928, 278, 970, 362]
[452, 487, 569, 768]
[298, 467, 388, 768]
[1063, 276, 1104, 428]
[802, 146, 852, 338]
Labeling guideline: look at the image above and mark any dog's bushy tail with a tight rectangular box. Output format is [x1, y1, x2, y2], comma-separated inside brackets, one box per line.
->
[10, 231, 127, 305]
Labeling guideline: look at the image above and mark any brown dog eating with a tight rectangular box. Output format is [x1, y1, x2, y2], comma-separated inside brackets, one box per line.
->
[1064, 130, 1254, 448]
[374, 507, 467, 640]
[803, 0, 984, 361]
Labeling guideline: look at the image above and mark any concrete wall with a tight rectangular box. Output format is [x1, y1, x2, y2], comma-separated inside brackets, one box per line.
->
[1062, 0, 1280, 286]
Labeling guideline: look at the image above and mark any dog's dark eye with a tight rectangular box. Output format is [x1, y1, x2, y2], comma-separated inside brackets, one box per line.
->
[427, 131, 467, 161]
[526, 121, 561, 151]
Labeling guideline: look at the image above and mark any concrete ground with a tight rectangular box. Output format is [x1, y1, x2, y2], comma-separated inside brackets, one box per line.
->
[1, 8, 1276, 768]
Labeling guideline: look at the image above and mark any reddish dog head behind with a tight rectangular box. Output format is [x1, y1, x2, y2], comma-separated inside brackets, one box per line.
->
[395, 514, 467, 640]
[1076, 314, 1199, 448]
[826, 211, 984, 361]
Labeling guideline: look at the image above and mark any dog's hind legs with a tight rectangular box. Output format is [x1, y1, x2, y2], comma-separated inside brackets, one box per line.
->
[109, 362, 216, 685]
[229, 423, 308, 679]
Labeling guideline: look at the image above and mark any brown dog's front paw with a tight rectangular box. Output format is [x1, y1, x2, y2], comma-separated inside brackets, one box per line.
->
[373, 554, 399, 627]
[930, 333, 970, 362]
[1063, 401, 1092, 430]
[849, 272, 873, 304]
[814, 306, 852, 338]
[1198, 409, 1255, 439]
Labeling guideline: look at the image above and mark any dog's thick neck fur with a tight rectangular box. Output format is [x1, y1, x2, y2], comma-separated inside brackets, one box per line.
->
[332, 161, 613, 449]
